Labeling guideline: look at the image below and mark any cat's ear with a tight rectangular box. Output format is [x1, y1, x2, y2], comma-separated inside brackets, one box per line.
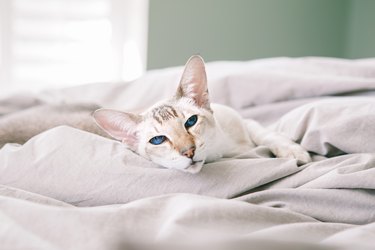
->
[176, 55, 211, 110]
[93, 109, 142, 149]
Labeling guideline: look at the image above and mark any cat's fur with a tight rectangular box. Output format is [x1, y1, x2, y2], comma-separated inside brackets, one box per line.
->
[93, 56, 311, 173]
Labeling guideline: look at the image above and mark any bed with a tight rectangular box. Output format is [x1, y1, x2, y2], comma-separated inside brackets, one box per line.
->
[1, 57, 375, 249]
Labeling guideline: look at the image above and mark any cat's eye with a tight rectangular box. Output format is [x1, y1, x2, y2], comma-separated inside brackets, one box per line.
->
[149, 135, 166, 145]
[185, 115, 198, 128]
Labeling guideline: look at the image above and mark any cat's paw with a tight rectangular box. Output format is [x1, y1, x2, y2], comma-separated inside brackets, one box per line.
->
[270, 143, 312, 165]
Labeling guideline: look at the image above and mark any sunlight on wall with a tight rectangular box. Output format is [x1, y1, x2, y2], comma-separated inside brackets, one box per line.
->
[122, 40, 144, 81]
[0, 0, 148, 96]
[13, 19, 115, 88]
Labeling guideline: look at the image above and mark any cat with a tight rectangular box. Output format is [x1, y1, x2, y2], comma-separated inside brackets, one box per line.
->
[93, 55, 311, 173]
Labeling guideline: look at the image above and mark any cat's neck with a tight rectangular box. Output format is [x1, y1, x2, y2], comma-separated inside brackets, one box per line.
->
[204, 104, 254, 162]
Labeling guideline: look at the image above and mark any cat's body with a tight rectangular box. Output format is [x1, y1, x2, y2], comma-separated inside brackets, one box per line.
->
[189, 103, 257, 161]
[0, 56, 311, 173]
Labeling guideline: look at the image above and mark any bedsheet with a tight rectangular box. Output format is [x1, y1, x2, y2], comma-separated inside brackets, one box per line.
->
[1, 57, 375, 249]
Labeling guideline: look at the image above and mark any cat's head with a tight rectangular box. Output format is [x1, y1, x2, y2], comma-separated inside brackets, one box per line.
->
[93, 55, 215, 173]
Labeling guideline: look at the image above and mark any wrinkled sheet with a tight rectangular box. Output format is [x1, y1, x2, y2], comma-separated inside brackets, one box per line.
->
[1, 57, 375, 249]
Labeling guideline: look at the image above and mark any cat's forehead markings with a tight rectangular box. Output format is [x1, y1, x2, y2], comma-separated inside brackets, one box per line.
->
[151, 105, 178, 124]
[154, 127, 160, 133]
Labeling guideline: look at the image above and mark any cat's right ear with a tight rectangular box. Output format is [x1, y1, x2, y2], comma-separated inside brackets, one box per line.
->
[93, 109, 141, 149]
[176, 55, 211, 110]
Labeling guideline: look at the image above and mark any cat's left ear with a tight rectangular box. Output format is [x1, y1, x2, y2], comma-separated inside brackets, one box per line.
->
[93, 109, 142, 150]
[176, 55, 211, 110]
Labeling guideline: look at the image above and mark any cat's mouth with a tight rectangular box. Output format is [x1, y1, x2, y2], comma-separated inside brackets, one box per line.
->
[183, 160, 204, 174]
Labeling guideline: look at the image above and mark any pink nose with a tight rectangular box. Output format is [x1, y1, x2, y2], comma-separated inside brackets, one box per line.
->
[182, 146, 195, 159]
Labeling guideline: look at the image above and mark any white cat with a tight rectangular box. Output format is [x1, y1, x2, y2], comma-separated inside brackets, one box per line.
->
[93, 56, 311, 173]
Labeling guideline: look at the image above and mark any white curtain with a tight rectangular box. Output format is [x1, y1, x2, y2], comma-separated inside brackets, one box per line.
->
[0, 0, 148, 96]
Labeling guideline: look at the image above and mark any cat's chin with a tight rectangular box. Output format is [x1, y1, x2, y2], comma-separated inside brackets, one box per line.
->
[182, 160, 204, 174]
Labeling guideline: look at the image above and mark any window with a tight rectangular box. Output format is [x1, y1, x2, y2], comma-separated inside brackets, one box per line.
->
[0, 0, 148, 96]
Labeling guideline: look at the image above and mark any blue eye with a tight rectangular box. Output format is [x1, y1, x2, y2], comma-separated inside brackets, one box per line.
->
[149, 135, 166, 145]
[185, 115, 198, 128]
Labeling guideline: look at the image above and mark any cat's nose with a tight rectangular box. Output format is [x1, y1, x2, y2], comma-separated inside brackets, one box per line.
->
[182, 146, 195, 159]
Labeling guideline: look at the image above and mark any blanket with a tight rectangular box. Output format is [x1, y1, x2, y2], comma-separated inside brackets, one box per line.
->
[1, 57, 375, 249]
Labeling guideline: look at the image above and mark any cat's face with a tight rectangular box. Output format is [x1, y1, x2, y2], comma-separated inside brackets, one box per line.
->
[136, 97, 215, 173]
[93, 55, 214, 173]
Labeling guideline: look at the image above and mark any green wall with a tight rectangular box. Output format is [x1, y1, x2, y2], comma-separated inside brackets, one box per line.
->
[346, 0, 375, 58]
[147, 0, 373, 69]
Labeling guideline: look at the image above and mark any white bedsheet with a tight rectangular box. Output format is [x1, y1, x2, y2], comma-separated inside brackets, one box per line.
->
[1, 57, 375, 249]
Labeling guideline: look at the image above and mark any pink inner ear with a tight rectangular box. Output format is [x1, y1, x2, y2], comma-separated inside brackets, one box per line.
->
[178, 55, 210, 109]
[192, 81, 209, 108]
[121, 133, 138, 148]
[93, 109, 140, 149]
